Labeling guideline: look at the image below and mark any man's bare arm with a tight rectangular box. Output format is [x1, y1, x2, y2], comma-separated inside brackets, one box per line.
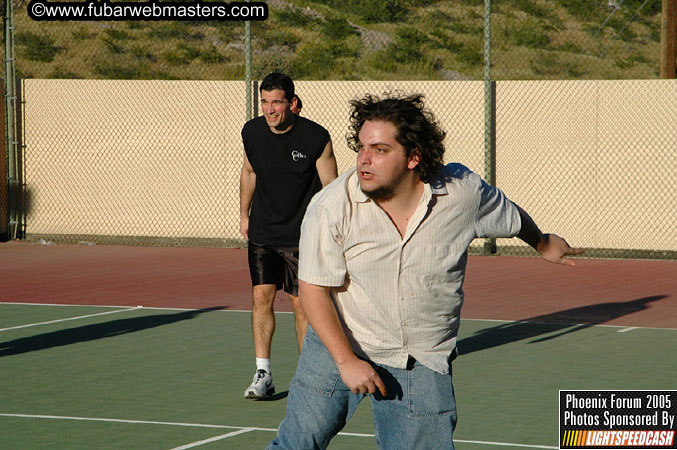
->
[239, 151, 256, 240]
[315, 140, 338, 187]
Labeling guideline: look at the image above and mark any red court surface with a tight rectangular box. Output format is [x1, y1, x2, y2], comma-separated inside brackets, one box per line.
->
[1, 241, 675, 328]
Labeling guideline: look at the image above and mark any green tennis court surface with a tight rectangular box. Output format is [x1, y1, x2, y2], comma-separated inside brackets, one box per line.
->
[2, 303, 675, 449]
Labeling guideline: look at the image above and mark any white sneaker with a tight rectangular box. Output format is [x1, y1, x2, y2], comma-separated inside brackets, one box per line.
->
[244, 369, 275, 399]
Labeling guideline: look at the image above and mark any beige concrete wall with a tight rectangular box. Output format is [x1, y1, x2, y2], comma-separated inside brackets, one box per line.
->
[23, 79, 245, 240]
[22, 79, 676, 251]
[496, 80, 676, 252]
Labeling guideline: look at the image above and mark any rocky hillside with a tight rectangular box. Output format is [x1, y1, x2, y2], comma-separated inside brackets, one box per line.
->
[11, 0, 664, 80]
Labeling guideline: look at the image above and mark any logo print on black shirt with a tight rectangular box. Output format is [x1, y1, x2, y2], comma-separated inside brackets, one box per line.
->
[292, 150, 308, 161]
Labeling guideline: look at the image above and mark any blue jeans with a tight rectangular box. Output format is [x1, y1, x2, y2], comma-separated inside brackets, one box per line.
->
[267, 327, 457, 450]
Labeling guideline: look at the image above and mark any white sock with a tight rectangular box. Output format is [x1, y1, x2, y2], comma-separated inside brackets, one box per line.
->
[256, 358, 271, 374]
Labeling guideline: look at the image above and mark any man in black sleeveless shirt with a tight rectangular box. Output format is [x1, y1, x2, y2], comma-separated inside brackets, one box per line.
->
[240, 72, 338, 400]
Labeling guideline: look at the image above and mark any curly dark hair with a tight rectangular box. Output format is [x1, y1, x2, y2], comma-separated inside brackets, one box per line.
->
[347, 92, 446, 183]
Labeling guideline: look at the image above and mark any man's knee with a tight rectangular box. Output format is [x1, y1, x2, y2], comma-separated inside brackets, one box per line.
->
[288, 293, 302, 309]
[252, 285, 277, 309]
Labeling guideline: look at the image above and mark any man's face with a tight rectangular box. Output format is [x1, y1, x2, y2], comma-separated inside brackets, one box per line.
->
[260, 89, 292, 132]
[356, 120, 420, 200]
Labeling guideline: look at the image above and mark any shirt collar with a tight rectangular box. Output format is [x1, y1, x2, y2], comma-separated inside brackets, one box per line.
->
[429, 170, 449, 195]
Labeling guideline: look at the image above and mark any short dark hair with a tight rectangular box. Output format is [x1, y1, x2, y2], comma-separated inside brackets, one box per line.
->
[347, 92, 446, 183]
[293, 94, 303, 110]
[260, 72, 294, 102]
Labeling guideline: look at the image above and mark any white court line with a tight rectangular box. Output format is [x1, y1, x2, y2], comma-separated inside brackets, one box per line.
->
[0, 301, 288, 314]
[455, 439, 557, 449]
[464, 317, 677, 332]
[170, 428, 256, 450]
[2, 302, 673, 331]
[0, 413, 270, 431]
[0, 413, 558, 448]
[1, 301, 134, 308]
[0, 306, 140, 332]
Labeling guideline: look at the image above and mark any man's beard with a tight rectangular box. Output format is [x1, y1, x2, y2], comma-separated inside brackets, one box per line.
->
[361, 185, 394, 201]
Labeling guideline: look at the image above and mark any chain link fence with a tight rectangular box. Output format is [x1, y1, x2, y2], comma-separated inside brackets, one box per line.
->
[495, 79, 676, 258]
[20, 79, 247, 246]
[3, 0, 676, 259]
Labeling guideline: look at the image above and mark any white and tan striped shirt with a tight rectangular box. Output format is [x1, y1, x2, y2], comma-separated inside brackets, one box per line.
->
[299, 164, 521, 374]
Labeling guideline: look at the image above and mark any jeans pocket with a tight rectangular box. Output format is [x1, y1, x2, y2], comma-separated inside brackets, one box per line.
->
[407, 363, 457, 418]
[291, 328, 341, 397]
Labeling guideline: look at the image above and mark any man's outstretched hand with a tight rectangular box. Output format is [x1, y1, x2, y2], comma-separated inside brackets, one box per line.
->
[537, 233, 585, 266]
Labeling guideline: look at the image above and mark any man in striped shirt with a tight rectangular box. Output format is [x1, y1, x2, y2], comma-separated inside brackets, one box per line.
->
[267, 92, 583, 449]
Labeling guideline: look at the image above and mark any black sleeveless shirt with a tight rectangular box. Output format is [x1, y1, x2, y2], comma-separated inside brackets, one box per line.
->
[242, 115, 330, 247]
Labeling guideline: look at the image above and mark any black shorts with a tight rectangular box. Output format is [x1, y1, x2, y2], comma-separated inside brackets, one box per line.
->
[247, 241, 299, 296]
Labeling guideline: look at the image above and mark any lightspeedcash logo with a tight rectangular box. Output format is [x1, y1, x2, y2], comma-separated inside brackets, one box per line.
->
[560, 391, 677, 449]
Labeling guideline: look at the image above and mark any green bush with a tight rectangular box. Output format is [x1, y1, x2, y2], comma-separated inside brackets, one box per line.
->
[382, 27, 430, 64]
[199, 46, 229, 65]
[125, 22, 144, 31]
[506, 0, 553, 19]
[16, 31, 59, 63]
[423, 9, 452, 27]
[530, 51, 583, 78]
[513, 20, 551, 48]
[555, 0, 602, 21]
[103, 28, 132, 41]
[556, 41, 583, 53]
[429, 30, 464, 53]
[274, 7, 313, 27]
[47, 66, 81, 79]
[310, 0, 407, 23]
[215, 22, 245, 42]
[94, 60, 150, 79]
[259, 29, 301, 49]
[253, 55, 294, 80]
[607, 17, 637, 42]
[130, 45, 157, 63]
[322, 17, 357, 40]
[291, 41, 356, 78]
[614, 58, 634, 69]
[456, 45, 482, 66]
[623, 0, 660, 16]
[146, 22, 204, 41]
[71, 27, 94, 40]
[101, 35, 125, 54]
[448, 21, 482, 35]
[161, 43, 202, 66]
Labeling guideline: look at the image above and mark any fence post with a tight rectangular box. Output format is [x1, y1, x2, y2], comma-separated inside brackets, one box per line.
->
[0, 78, 6, 241]
[4, 0, 20, 240]
[245, 17, 252, 121]
[661, 0, 676, 78]
[483, 0, 497, 255]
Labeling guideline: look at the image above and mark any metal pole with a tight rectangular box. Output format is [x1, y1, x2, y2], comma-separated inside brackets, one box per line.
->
[661, 0, 676, 78]
[245, 18, 252, 120]
[4, 0, 18, 239]
[483, 0, 497, 254]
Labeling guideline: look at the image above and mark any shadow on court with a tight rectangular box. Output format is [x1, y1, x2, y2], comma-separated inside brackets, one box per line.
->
[0, 306, 226, 357]
[458, 295, 667, 355]
[258, 391, 290, 401]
